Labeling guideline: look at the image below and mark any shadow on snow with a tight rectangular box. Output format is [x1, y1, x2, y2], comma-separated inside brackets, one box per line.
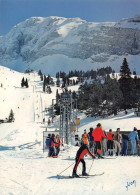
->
[0, 141, 41, 151]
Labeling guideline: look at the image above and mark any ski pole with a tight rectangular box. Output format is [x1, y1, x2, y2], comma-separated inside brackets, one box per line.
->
[57, 162, 75, 176]
[88, 159, 94, 175]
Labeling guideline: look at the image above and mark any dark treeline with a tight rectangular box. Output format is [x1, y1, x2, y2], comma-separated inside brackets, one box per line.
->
[56, 66, 115, 79]
[77, 58, 140, 117]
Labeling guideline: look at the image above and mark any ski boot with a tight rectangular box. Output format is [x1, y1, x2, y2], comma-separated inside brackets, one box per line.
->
[72, 172, 79, 178]
[82, 171, 89, 176]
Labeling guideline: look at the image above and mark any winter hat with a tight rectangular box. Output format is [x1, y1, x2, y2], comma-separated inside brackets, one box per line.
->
[97, 123, 101, 127]
[90, 127, 93, 132]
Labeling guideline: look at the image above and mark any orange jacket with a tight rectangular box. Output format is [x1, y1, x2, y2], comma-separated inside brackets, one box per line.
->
[55, 138, 62, 147]
[107, 132, 113, 141]
[82, 133, 89, 145]
[92, 126, 105, 141]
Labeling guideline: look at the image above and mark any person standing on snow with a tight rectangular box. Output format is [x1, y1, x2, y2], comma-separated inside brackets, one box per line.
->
[102, 130, 107, 156]
[72, 143, 96, 177]
[48, 134, 57, 157]
[121, 134, 129, 156]
[129, 127, 139, 155]
[92, 123, 106, 158]
[113, 128, 122, 156]
[55, 134, 63, 156]
[88, 127, 95, 153]
[81, 129, 90, 145]
[107, 129, 114, 156]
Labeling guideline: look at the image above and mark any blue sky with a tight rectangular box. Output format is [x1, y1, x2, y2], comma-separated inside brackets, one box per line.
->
[0, 0, 140, 35]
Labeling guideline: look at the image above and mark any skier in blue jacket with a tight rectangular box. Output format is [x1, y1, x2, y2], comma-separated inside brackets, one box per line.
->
[48, 134, 58, 157]
[129, 127, 139, 155]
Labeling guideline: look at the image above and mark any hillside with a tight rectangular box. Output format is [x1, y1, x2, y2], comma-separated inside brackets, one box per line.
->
[0, 15, 140, 75]
[0, 66, 140, 194]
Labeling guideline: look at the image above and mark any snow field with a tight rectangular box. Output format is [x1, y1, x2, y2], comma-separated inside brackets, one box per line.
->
[0, 65, 140, 195]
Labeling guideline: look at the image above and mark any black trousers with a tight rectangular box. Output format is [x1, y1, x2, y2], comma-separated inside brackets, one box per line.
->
[55, 146, 60, 156]
[94, 141, 102, 155]
[107, 140, 113, 150]
[73, 157, 86, 174]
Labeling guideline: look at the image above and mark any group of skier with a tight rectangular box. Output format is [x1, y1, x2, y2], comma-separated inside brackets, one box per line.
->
[47, 134, 63, 157]
[82, 125, 139, 157]
[72, 124, 139, 177]
[46, 123, 139, 177]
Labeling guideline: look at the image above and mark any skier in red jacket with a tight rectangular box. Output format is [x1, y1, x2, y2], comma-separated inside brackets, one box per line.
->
[92, 123, 105, 158]
[107, 129, 114, 156]
[72, 143, 96, 178]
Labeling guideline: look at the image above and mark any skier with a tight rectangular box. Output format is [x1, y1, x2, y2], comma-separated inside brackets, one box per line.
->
[102, 130, 107, 156]
[81, 129, 90, 145]
[121, 134, 129, 156]
[88, 127, 94, 153]
[113, 128, 122, 156]
[92, 123, 106, 158]
[129, 127, 139, 155]
[72, 142, 96, 178]
[55, 134, 63, 156]
[107, 129, 114, 156]
[48, 134, 57, 157]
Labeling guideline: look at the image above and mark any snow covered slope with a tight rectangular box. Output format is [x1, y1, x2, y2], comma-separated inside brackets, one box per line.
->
[0, 15, 140, 75]
[0, 66, 140, 195]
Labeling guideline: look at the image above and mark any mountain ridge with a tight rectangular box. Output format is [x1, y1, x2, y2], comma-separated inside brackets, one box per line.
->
[0, 15, 140, 75]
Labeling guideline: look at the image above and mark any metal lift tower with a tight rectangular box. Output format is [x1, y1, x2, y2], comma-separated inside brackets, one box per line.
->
[59, 91, 77, 144]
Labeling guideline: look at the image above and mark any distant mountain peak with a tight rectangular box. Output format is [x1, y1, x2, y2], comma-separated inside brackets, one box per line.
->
[120, 14, 140, 23]
[0, 15, 140, 75]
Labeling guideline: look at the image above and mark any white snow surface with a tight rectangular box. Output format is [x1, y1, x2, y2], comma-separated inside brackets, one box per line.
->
[0, 65, 140, 195]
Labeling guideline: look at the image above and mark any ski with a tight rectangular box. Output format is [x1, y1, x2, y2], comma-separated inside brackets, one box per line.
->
[101, 157, 116, 159]
[96, 156, 117, 159]
[57, 172, 104, 179]
[57, 175, 86, 179]
[79, 172, 104, 178]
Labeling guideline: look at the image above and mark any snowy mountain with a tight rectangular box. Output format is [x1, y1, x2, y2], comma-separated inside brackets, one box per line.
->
[0, 66, 140, 194]
[0, 15, 140, 75]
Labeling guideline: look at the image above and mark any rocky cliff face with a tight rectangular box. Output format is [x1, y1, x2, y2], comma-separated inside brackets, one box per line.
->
[0, 15, 140, 74]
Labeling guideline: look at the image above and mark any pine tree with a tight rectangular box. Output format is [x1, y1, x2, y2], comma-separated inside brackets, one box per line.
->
[43, 75, 47, 92]
[38, 70, 43, 81]
[25, 78, 29, 88]
[38, 70, 42, 76]
[56, 89, 60, 104]
[21, 77, 25, 87]
[56, 77, 60, 87]
[46, 75, 51, 85]
[119, 58, 133, 109]
[120, 58, 131, 78]
[8, 109, 14, 122]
